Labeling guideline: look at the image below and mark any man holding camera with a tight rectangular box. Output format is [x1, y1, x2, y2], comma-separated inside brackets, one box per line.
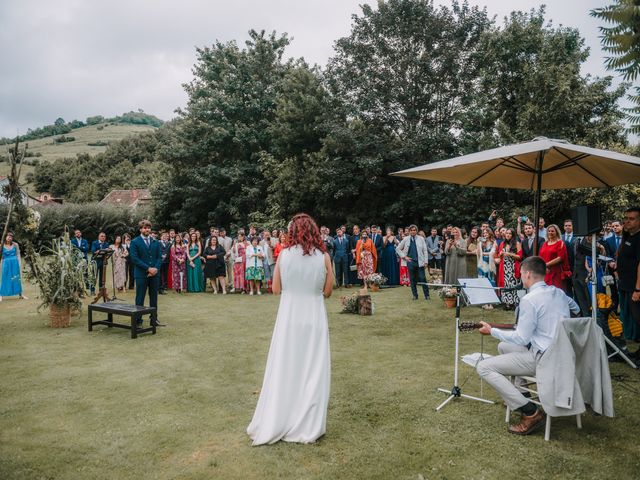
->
[616, 208, 640, 346]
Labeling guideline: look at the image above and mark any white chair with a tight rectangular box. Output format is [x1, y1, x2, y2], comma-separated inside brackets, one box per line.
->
[505, 375, 582, 441]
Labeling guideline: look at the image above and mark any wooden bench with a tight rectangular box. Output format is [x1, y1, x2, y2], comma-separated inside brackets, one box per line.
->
[88, 302, 157, 339]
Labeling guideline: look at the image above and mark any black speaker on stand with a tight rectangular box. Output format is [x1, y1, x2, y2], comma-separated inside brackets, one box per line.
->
[571, 205, 601, 236]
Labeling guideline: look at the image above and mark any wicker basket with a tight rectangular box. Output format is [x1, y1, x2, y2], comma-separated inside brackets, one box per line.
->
[49, 304, 71, 328]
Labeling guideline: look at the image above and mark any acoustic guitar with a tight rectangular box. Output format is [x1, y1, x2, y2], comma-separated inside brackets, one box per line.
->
[458, 322, 516, 332]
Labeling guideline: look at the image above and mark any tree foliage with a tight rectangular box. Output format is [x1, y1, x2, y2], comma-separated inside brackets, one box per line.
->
[33, 130, 171, 203]
[24, 1, 635, 231]
[591, 0, 640, 134]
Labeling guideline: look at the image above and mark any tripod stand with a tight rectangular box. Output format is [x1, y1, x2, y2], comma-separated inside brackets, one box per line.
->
[91, 249, 114, 304]
[433, 284, 496, 411]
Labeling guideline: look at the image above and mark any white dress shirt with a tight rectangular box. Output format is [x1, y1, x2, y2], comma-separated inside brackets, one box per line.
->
[491, 281, 580, 353]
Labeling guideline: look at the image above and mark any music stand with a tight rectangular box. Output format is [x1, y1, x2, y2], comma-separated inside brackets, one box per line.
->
[109, 251, 125, 302]
[426, 278, 501, 411]
[91, 249, 114, 304]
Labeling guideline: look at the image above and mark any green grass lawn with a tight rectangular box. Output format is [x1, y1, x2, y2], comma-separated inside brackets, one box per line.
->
[1, 282, 639, 480]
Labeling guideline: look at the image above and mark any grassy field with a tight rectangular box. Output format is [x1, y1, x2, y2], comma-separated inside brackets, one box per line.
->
[1, 123, 156, 163]
[1, 281, 639, 480]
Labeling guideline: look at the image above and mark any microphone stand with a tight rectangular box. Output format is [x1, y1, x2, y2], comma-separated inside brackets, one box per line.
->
[419, 281, 500, 411]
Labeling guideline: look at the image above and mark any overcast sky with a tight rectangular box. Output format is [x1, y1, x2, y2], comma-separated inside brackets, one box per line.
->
[0, 0, 617, 138]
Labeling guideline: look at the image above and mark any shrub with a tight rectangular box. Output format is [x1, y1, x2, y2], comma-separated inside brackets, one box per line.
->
[31, 203, 153, 247]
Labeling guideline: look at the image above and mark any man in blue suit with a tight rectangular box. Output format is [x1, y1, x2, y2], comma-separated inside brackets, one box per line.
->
[605, 220, 623, 311]
[90, 232, 110, 295]
[371, 225, 384, 273]
[72, 229, 89, 260]
[333, 228, 350, 288]
[129, 219, 165, 327]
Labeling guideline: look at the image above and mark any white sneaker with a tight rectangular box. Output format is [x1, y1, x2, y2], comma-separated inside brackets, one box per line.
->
[230, 288, 236, 293]
[249, 291, 254, 296]
[257, 291, 262, 295]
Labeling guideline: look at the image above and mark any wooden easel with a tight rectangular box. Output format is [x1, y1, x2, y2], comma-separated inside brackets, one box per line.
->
[91, 249, 114, 304]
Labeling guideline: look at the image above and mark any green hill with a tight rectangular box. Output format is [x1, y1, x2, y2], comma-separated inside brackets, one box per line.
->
[1, 121, 160, 195]
[1, 122, 157, 163]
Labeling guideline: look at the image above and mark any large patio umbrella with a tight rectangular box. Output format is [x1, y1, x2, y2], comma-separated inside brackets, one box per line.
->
[391, 137, 640, 366]
[391, 136, 640, 246]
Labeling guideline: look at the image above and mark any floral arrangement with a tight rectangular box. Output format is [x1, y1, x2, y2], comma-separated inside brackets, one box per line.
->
[438, 286, 458, 299]
[23, 208, 41, 234]
[365, 273, 387, 286]
[340, 294, 359, 314]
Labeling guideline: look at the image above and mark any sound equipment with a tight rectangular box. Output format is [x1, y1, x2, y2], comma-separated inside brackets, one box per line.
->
[571, 205, 601, 236]
[458, 322, 516, 332]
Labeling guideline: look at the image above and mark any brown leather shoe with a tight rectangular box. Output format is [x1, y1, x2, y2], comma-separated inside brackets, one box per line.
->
[508, 409, 545, 435]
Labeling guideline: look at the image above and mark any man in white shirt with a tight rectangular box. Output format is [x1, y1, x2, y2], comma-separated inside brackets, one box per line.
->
[396, 225, 430, 300]
[476, 256, 580, 435]
[218, 228, 234, 289]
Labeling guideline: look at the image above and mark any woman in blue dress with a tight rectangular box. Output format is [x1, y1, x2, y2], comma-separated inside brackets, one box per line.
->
[381, 227, 400, 285]
[0, 232, 27, 301]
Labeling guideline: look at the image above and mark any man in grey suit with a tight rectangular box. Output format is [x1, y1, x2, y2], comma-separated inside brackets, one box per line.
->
[396, 225, 430, 300]
[425, 228, 442, 270]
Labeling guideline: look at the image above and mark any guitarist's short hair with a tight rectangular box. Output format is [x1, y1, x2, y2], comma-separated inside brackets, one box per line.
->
[521, 256, 546, 278]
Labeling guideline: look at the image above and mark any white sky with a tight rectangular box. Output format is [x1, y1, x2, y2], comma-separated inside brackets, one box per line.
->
[0, 0, 618, 138]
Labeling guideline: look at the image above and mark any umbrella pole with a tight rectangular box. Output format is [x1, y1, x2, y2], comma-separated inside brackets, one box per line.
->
[533, 152, 544, 254]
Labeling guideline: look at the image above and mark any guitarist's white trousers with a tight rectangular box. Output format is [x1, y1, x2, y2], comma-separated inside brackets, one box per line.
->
[476, 342, 543, 410]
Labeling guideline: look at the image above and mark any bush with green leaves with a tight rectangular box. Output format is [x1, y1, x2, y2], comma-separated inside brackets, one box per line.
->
[29, 232, 95, 311]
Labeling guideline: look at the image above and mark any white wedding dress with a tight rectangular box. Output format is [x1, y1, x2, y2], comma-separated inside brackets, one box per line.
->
[247, 245, 331, 445]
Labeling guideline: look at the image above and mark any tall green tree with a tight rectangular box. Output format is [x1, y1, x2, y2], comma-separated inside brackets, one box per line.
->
[322, 0, 492, 225]
[154, 30, 294, 228]
[474, 7, 628, 147]
[591, 0, 640, 134]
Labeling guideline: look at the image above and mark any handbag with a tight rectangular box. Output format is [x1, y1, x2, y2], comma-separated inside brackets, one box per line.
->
[349, 260, 358, 272]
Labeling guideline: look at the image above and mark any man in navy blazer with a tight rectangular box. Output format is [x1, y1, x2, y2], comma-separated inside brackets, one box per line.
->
[371, 225, 384, 273]
[604, 220, 623, 311]
[333, 228, 350, 288]
[129, 219, 165, 327]
[72, 229, 89, 260]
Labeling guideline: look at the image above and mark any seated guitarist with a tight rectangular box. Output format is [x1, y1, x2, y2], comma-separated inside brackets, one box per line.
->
[476, 256, 580, 435]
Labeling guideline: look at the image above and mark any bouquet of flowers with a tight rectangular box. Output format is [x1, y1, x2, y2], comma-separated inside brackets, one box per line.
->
[365, 273, 387, 286]
[340, 294, 359, 314]
[438, 286, 458, 299]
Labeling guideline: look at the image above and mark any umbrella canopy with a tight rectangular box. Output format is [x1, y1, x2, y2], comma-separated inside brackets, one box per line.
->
[391, 137, 640, 189]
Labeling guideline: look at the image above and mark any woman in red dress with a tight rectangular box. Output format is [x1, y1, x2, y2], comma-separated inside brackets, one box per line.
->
[538, 224, 571, 289]
[398, 231, 410, 286]
[273, 233, 287, 261]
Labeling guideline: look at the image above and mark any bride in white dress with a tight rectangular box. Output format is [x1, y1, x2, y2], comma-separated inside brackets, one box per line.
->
[247, 214, 334, 445]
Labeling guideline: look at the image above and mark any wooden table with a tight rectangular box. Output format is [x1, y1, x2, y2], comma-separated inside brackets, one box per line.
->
[88, 302, 157, 339]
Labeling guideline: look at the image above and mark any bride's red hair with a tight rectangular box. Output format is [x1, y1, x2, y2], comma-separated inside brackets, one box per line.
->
[287, 213, 326, 256]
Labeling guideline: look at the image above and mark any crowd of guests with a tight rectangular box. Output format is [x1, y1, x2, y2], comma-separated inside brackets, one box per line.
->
[1, 208, 638, 353]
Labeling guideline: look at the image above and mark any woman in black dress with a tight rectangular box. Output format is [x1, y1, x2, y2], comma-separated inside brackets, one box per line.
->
[204, 236, 227, 294]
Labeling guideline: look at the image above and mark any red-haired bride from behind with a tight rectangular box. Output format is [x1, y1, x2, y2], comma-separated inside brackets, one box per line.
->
[247, 213, 334, 445]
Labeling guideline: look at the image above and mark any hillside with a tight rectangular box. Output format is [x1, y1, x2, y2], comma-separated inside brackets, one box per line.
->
[1, 122, 157, 163]
[0, 122, 158, 195]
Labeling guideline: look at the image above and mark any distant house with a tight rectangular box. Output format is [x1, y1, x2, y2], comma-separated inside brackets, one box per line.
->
[99, 189, 152, 208]
[0, 176, 40, 206]
[36, 192, 64, 207]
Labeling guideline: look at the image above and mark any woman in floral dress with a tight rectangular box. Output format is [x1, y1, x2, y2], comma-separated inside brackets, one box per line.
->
[232, 230, 249, 293]
[171, 235, 187, 293]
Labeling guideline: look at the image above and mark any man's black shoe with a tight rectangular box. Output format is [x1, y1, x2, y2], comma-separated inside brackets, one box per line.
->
[151, 320, 166, 327]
